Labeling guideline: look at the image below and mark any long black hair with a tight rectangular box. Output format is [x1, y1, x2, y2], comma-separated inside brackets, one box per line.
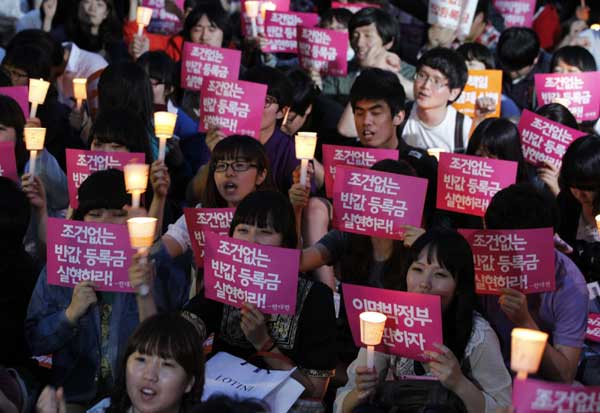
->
[0, 95, 28, 174]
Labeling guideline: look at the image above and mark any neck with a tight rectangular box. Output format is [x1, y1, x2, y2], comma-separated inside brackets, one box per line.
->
[416, 105, 448, 127]
[259, 123, 276, 145]
[376, 134, 399, 149]
[90, 25, 100, 35]
[582, 204, 595, 224]
[371, 237, 394, 261]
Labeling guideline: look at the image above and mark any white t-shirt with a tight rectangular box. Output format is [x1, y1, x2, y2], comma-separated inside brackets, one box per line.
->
[402, 105, 472, 152]
[164, 202, 202, 253]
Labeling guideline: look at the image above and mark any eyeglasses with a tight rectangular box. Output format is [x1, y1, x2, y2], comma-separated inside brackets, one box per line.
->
[2, 65, 28, 82]
[213, 161, 257, 173]
[264, 96, 278, 108]
[414, 71, 448, 89]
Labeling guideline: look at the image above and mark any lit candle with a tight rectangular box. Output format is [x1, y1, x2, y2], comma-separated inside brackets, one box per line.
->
[123, 163, 149, 208]
[24, 127, 46, 177]
[511, 328, 548, 380]
[136, 6, 153, 36]
[154, 111, 177, 161]
[359, 311, 387, 369]
[245, 1, 259, 37]
[591, 24, 600, 31]
[73, 78, 88, 111]
[295, 132, 317, 186]
[595, 214, 600, 234]
[28, 78, 50, 118]
[260, 1, 276, 21]
[127, 216, 158, 296]
[427, 147, 446, 161]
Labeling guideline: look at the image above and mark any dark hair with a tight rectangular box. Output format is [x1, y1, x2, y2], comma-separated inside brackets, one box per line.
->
[407, 229, 476, 362]
[72, 169, 131, 220]
[0, 96, 28, 173]
[350, 68, 406, 117]
[558, 134, 600, 192]
[5, 29, 64, 70]
[285, 68, 319, 117]
[497, 27, 540, 71]
[349, 8, 397, 49]
[229, 190, 297, 249]
[485, 183, 558, 230]
[40, 0, 73, 30]
[0, 177, 31, 249]
[467, 118, 530, 183]
[551, 46, 597, 73]
[182, 4, 232, 47]
[417, 47, 468, 95]
[243, 66, 293, 109]
[319, 8, 352, 29]
[2, 44, 52, 80]
[535, 103, 578, 130]
[456, 42, 494, 69]
[108, 313, 205, 413]
[203, 135, 273, 208]
[67, 0, 123, 54]
[194, 395, 269, 413]
[137, 51, 178, 105]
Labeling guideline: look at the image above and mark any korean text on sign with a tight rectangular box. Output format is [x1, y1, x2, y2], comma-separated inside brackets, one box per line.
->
[332, 165, 428, 239]
[180, 42, 241, 91]
[436, 152, 517, 217]
[66, 149, 145, 209]
[0, 141, 18, 182]
[322, 144, 399, 198]
[46, 218, 135, 292]
[342, 283, 443, 361]
[587, 313, 600, 344]
[459, 228, 555, 295]
[203, 231, 299, 315]
[199, 78, 267, 139]
[141, 0, 183, 35]
[493, 0, 535, 27]
[452, 69, 502, 118]
[183, 207, 235, 268]
[240, 0, 291, 37]
[297, 25, 348, 77]
[535, 72, 600, 122]
[518, 110, 585, 169]
[262, 11, 318, 53]
[513, 378, 600, 413]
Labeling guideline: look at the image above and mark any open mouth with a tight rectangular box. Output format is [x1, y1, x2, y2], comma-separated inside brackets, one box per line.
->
[140, 387, 157, 401]
[223, 182, 238, 193]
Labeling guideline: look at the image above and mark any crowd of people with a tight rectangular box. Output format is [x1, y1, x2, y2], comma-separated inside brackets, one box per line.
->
[0, 0, 599, 412]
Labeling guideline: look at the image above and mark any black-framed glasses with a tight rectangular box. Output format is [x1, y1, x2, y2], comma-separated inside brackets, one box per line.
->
[213, 161, 257, 173]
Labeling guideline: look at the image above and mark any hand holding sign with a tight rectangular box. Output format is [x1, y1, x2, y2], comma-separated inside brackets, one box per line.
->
[65, 281, 97, 324]
[21, 174, 47, 211]
[425, 343, 464, 392]
[240, 302, 271, 350]
[499, 288, 535, 327]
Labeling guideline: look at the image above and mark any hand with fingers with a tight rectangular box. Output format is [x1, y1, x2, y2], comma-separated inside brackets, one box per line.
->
[150, 160, 170, 198]
[36, 386, 66, 413]
[21, 174, 47, 211]
[424, 343, 465, 392]
[206, 125, 226, 153]
[65, 281, 97, 325]
[536, 160, 560, 197]
[240, 302, 271, 350]
[353, 366, 378, 402]
[401, 225, 425, 248]
[498, 288, 534, 327]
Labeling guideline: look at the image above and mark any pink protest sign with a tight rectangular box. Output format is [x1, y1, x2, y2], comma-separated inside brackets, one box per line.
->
[0, 86, 29, 117]
[0, 142, 18, 182]
[203, 231, 299, 314]
[142, 0, 184, 35]
[343, 283, 442, 361]
[199, 78, 266, 138]
[493, 0, 535, 27]
[587, 313, 600, 343]
[240, 0, 291, 37]
[519, 110, 585, 169]
[262, 11, 318, 53]
[459, 228, 555, 295]
[66, 149, 145, 209]
[331, 2, 380, 13]
[535, 72, 600, 122]
[513, 378, 600, 412]
[436, 152, 517, 217]
[332, 165, 428, 239]
[180, 42, 241, 91]
[322, 144, 399, 198]
[298, 26, 348, 77]
[46, 218, 135, 292]
[183, 207, 235, 268]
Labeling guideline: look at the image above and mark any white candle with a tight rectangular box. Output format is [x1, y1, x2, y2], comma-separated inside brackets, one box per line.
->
[260, 1, 276, 21]
[123, 163, 149, 208]
[359, 311, 387, 369]
[295, 132, 317, 186]
[28, 78, 50, 118]
[245, 1, 259, 36]
[73, 78, 87, 111]
[511, 328, 549, 380]
[24, 127, 46, 177]
[595, 214, 600, 235]
[136, 6, 153, 35]
[127, 217, 157, 296]
[154, 111, 177, 161]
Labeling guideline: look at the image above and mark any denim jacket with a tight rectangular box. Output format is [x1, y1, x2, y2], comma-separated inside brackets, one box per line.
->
[25, 244, 190, 403]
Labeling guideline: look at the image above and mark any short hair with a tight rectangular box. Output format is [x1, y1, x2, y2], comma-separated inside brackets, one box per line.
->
[0, 177, 31, 245]
[5, 29, 63, 68]
[137, 51, 178, 103]
[72, 169, 131, 220]
[243, 66, 293, 109]
[349, 7, 398, 48]
[497, 27, 540, 71]
[3, 44, 52, 80]
[349, 68, 406, 117]
[558, 134, 600, 191]
[456, 42, 495, 69]
[551, 46, 597, 73]
[182, 4, 232, 47]
[417, 47, 468, 92]
[319, 8, 352, 29]
[485, 183, 558, 230]
[535, 103, 578, 130]
[285, 68, 319, 116]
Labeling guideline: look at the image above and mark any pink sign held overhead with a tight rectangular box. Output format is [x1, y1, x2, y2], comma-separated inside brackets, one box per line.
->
[459, 228, 555, 295]
[199, 78, 266, 139]
[183, 207, 235, 268]
[180, 42, 241, 91]
[0, 141, 18, 182]
[46, 218, 135, 292]
[513, 378, 600, 413]
[436, 152, 517, 217]
[535, 72, 600, 122]
[262, 11, 318, 53]
[587, 313, 600, 343]
[343, 284, 443, 361]
[322, 145, 399, 198]
[66, 149, 145, 209]
[298, 26, 348, 77]
[240, 0, 291, 37]
[493, 0, 535, 27]
[331, 2, 379, 13]
[518, 110, 585, 169]
[332, 165, 428, 239]
[0, 86, 29, 117]
[141, 0, 184, 35]
[203, 231, 300, 315]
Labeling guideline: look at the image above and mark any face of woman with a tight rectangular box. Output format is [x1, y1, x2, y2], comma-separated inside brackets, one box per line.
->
[84, 208, 128, 224]
[0, 123, 17, 143]
[190, 15, 224, 47]
[232, 222, 283, 246]
[79, 0, 109, 28]
[91, 138, 129, 153]
[406, 245, 457, 311]
[213, 158, 266, 207]
[126, 351, 194, 413]
[570, 187, 596, 207]
[553, 58, 582, 74]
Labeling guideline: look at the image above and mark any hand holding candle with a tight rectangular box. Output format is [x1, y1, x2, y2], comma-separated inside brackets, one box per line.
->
[28, 78, 50, 118]
[73, 78, 87, 111]
[136, 6, 153, 36]
[124, 163, 149, 208]
[245, 1, 259, 37]
[127, 217, 157, 296]
[510, 328, 548, 380]
[295, 132, 317, 186]
[24, 127, 46, 177]
[359, 311, 386, 369]
[154, 111, 177, 161]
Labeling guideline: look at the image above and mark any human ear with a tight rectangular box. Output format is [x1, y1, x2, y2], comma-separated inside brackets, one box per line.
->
[184, 376, 195, 393]
[255, 169, 267, 186]
[392, 110, 405, 126]
[448, 88, 461, 102]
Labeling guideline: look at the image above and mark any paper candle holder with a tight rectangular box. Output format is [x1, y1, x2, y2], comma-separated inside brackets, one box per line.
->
[245, 1, 260, 17]
[595, 214, 600, 234]
[28, 78, 50, 105]
[360, 312, 387, 345]
[136, 6, 153, 26]
[427, 147, 446, 161]
[73, 78, 87, 100]
[260, 1, 276, 20]
[295, 132, 318, 160]
[24, 128, 46, 150]
[124, 163, 149, 193]
[511, 328, 548, 379]
[154, 111, 177, 139]
[127, 217, 157, 250]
